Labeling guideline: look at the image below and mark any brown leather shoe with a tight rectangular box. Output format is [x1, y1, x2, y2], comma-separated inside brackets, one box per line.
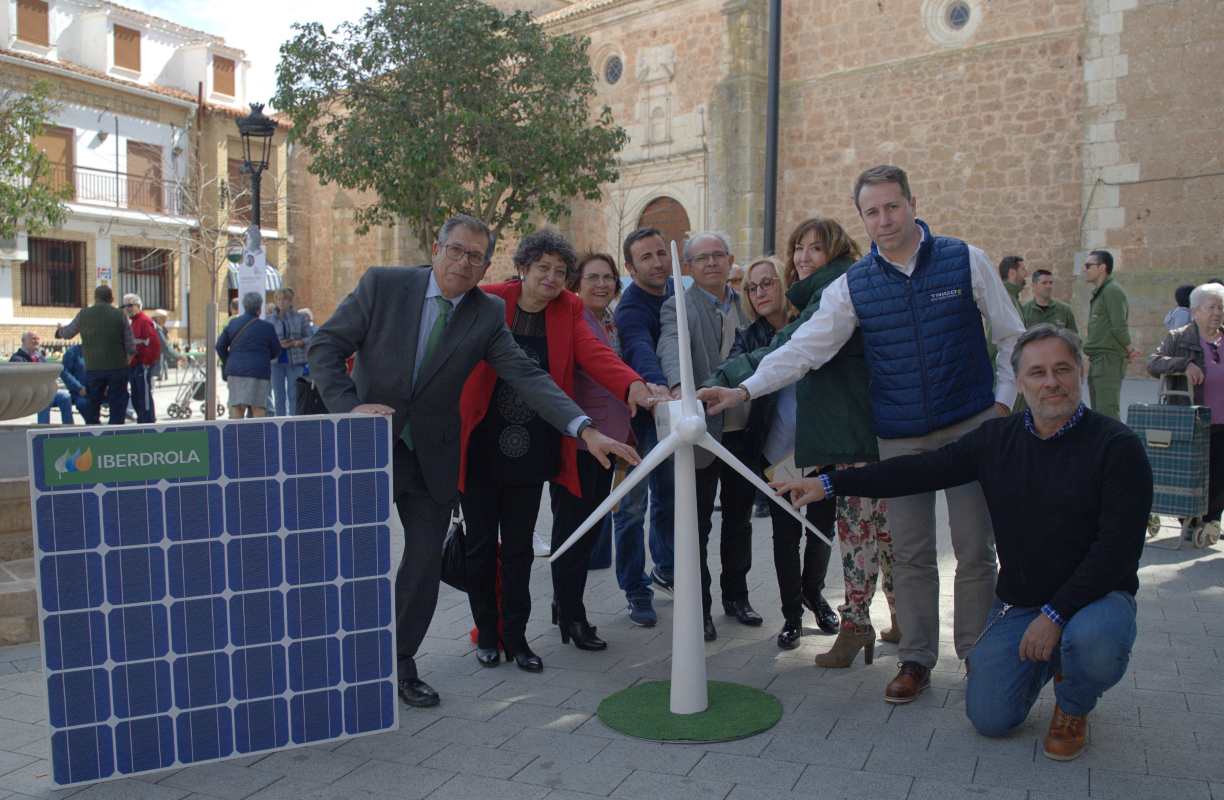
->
[1043, 705, 1088, 761]
[884, 661, 931, 704]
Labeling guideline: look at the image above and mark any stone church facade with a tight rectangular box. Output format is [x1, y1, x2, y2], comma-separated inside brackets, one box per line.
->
[291, 0, 1224, 366]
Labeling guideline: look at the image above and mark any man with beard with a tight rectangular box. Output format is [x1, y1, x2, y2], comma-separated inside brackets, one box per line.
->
[771, 324, 1151, 762]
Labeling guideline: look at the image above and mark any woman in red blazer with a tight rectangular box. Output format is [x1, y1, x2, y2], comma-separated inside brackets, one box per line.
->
[457, 230, 657, 673]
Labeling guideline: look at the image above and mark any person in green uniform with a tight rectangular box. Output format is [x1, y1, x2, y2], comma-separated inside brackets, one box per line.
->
[999, 255, 1026, 313]
[1083, 250, 1137, 420]
[1022, 269, 1078, 332]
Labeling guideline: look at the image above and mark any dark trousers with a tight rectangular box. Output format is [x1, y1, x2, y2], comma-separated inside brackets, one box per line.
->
[1208, 425, 1224, 522]
[392, 443, 455, 681]
[550, 452, 614, 628]
[85, 368, 129, 425]
[769, 463, 833, 624]
[461, 481, 543, 650]
[693, 430, 756, 614]
[129, 364, 155, 423]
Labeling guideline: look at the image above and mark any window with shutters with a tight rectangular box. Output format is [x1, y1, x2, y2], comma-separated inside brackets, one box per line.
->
[113, 25, 141, 72]
[22, 238, 82, 308]
[213, 56, 235, 97]
[118, 247, 172, 310]
[16, 0, 50, 47]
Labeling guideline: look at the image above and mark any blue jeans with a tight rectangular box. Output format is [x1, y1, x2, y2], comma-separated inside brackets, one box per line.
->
[129, 364, 155, 423]
[612, 413, 674, 600]
[37, 389, 75, 425]
[270, 362, 305, 416]
[966, 591, 1137, 735]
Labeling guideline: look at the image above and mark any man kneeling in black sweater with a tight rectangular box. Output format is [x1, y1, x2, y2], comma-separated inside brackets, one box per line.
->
[773, 324, 1152, 762]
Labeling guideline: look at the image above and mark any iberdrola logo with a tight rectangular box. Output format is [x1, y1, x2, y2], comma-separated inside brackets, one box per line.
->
[53, 447, 93, 478]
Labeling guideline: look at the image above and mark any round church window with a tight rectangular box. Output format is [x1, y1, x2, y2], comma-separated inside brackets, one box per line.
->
[604, 55, 623, 86]
[947, 1, 971, 29]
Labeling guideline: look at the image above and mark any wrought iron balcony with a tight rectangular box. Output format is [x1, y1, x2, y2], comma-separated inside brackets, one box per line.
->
[41, 162, 188, 217]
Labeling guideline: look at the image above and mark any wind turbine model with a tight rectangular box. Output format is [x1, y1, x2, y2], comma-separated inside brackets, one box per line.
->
[551, 240, 831, 715]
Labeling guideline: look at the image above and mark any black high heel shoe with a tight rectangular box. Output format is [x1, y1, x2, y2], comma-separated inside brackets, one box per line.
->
[560, 620, 607, 651]
[475, 646, 500, 667]
[505, 643, 544, 672]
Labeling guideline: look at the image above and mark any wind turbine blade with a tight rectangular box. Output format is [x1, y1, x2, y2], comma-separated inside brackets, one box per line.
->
[670, 239, 700, 419]
[697, 433, 834, 547]
[549, 433, 685, 562]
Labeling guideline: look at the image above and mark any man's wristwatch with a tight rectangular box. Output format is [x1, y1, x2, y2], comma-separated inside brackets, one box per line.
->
[576, 419, 594, 439]
[736, 385, 751, 403]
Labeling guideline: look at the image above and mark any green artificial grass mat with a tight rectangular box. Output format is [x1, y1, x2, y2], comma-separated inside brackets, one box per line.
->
[597, 680, 782, 742]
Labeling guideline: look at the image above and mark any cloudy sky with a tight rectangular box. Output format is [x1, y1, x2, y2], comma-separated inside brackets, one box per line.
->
[116, 0, 379, 107]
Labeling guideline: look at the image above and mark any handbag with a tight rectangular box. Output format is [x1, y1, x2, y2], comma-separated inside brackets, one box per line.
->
[295, 376, 328, 415]
[440, 506, 467, 593]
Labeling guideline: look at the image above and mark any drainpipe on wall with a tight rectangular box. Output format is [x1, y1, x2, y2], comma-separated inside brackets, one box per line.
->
[762, 0, 781, 256]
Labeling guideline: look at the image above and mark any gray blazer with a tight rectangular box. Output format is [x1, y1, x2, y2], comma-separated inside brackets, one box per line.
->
[307, 266, 584, 503]
[657, 283, 749, 467]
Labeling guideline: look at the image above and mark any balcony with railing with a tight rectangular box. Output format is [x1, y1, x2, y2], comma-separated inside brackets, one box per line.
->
[42, 162, 188, 218]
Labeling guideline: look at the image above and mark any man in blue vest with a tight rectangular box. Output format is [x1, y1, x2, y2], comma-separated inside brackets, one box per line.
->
[699, 164, 1025, 703]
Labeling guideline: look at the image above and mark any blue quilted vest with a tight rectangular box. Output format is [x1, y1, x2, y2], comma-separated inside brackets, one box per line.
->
[846, 220, 995, 438]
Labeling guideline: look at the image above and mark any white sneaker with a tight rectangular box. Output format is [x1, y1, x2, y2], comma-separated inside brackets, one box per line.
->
[533, 531, 551, 557]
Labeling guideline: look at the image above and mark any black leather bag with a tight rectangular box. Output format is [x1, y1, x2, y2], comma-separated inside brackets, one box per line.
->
[440, 508, 467, 593]
[295, 376, 328, 415]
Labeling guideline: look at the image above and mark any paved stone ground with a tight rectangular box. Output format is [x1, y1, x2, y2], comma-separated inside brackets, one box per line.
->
[4, 379, 1224, 799]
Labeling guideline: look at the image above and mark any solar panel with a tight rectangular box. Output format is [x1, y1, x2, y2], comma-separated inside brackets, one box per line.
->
[28, 415, 398, 787]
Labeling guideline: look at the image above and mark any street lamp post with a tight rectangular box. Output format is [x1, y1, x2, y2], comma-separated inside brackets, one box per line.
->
[235, 102, 276, 234]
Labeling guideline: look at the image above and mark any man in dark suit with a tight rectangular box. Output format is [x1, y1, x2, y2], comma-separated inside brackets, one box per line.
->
[308, 214, 640, 709]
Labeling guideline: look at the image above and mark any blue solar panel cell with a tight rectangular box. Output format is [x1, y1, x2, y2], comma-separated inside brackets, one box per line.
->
[47, 668, 110, 727]
[288, 638, 342, 692]
[170, 598, 227, 654]
[225, 480, 282, 535]
[339, 526, 391, 579]
[281, 419, 336, 475]
[282, 477, 337, 531]
[111, 660, 172, 718]
[165, 484, 223, 541]
[43, 611, 108, 670]
[227, 536, 283, 592]
[36, 492, 100, 552]
[235, 699, 290, 753]
[30, 416, 396, 787]
[102, 489, 163, 547]
[40, 552, 103, 612]
[168, 541, 226, 598]
[104, 547, 167, 605]
[107, 604, 170, 663]
[284, 530, 339, 585]
[115, 716, 175, 774]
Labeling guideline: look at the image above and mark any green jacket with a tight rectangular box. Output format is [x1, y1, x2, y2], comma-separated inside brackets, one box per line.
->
[1084, 276, 1130, 355]
[1005, 281, 1024, 314]
[1021, 298, 1078, 333]
[78, 303, 130, 371]
[707, 256, 878, 467]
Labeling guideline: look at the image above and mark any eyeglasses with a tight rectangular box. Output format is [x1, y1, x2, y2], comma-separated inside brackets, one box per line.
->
[122, 303, 137, 308]
[440, 242, 486, 268]
[745, 277, 778, 295]
[690, 251, 729, 267]
[582, 273, 618, 285]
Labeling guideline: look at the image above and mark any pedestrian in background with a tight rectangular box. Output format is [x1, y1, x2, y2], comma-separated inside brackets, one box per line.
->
[216, 292, 281, 418]
[55, 284, 134, 425]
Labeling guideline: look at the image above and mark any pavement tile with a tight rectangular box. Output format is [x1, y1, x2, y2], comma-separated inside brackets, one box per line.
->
[416, 672, 507, 699]
[244, 749, 366, 783]
[728, 765, 913, 799]
[0, 761, 83, 800]
[0, 751, 39, 778]
[429, 774, 550, 800]
[326, 760, 452, 799]
[759, 734, 869, 770]
[862, 743, 976, 781]
[414, 716, 523, 749]
[1088, 768, 1211, 800]
[414, 696, 512, 723]
[420, 743, 537, 780]
[158, 763, 281, 800]
[588, 741, 704, 776]
[905, 778, 1027, 800]
[557, 690, 606, 714]
[512, 757, 630, 795]
[609, 770, 732, 800]
[970, 753, 1089, 795]
[66, 780, 188, 800]
[490, 702, 591, 732]
[331, 731, 447, 765]
[242, 777, 394, 800]
[500, 729, 609, 763]
[483, 681, 579, 708]
[825, 719, 937, 749]
[0, 673, 45, 697]
[1143, 745, 1224, 782]
[689, 752, 802, 790]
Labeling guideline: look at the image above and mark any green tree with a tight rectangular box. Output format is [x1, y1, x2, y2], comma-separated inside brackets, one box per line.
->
[274, 0, 627, 247]
[0, 81, 70, 239]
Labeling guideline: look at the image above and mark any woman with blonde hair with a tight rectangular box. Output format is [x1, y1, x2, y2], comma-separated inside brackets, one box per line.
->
[711, 218, 897, 663]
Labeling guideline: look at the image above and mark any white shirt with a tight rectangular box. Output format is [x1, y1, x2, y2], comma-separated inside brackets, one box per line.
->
[742, 226, 1025, 410]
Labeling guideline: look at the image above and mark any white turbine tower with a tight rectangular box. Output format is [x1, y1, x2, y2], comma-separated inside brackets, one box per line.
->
[551, 240, 830, 715]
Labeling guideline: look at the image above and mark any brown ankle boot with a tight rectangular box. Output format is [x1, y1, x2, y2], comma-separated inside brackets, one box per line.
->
[1043, 705, 1088, 761]
[880, 613, 901, 643]
[814, 624, 875, 668]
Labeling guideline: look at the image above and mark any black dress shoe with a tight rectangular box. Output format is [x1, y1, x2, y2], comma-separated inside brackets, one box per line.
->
[507, 644, 544, 672]
[560, 621, 607, 651]
[397, 678, 440, 707]
[703, 615, 718, 642]
[805, 594, 840, 634]
[475, 647, 500, 667]
[777, 619, 802, 650]
[723, 599, 764, 626]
